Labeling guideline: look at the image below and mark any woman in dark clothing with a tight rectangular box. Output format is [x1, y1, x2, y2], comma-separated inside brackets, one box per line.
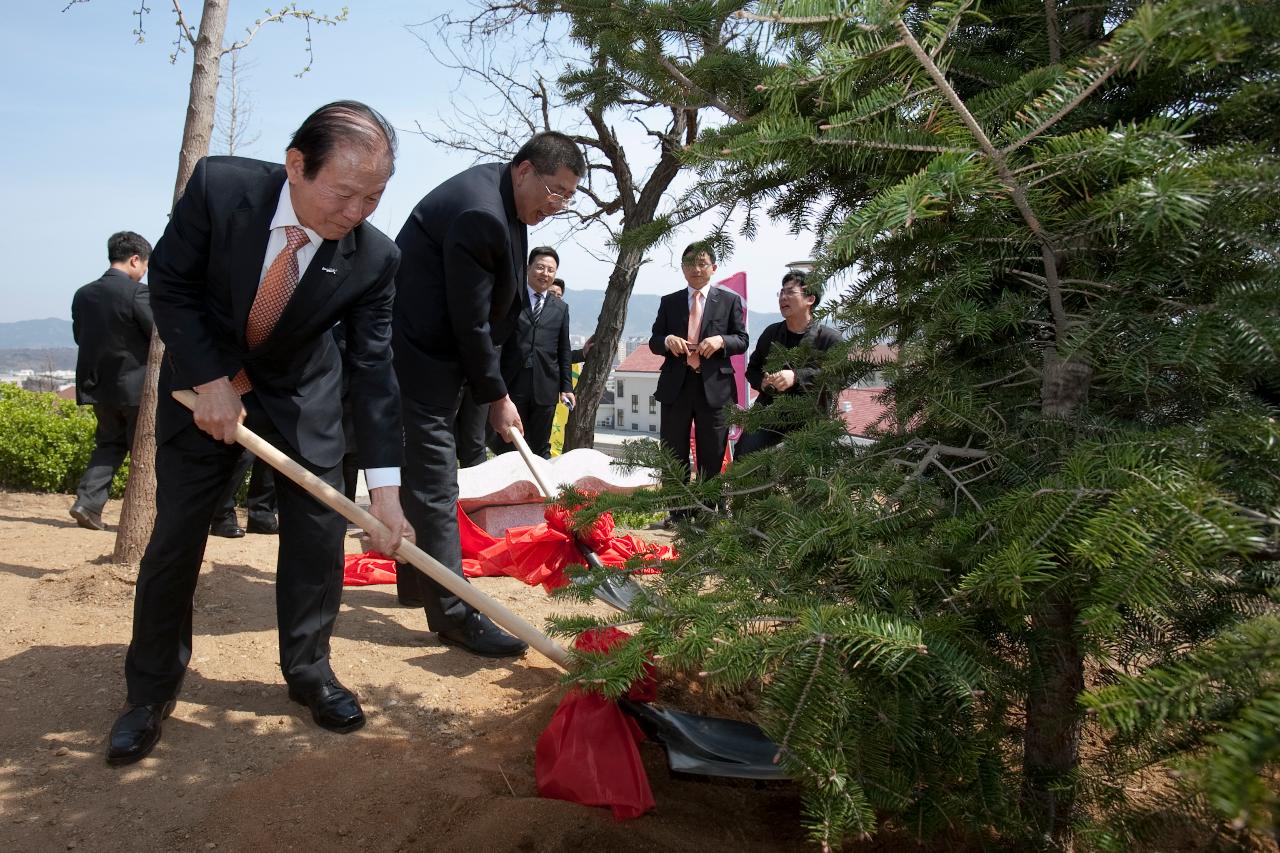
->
[736, 271, 842, 458]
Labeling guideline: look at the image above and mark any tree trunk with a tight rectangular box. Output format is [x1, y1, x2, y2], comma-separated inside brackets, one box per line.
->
[112, 0, 228, 564]
[1022, 588, 1084, 848]
[564, 246, 645, 450]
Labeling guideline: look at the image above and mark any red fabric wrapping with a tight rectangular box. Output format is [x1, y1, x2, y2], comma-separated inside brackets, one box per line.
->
[535, 628, 656, 820]
[342, 552, 397, 586]
[460, 503, 676, 592]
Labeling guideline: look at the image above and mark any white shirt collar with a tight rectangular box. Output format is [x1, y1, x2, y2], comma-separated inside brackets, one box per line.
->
[687, 284, 713, 303]
[528, 285, 547, 307]
[272, 182, 322, 248]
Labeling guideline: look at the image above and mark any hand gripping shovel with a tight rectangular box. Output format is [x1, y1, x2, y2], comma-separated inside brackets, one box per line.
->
[173, 391, 783, 780]
[505, 426, 788, 781]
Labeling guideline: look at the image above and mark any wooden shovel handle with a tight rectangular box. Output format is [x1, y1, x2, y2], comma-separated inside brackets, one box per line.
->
[506, 428, 609, 572]
[172, 389, 571, 671]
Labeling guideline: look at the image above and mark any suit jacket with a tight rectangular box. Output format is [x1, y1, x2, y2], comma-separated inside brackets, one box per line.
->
[746, 320, 843, 409]
[500, 290, 572, 407]
[71, 268, 154, 407]
[393, 162, 526, 407]
[148, 156, 402, 470]
[648, 286, 749, 408]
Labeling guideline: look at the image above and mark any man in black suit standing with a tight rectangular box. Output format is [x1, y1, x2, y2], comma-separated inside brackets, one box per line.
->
[491, 246, 574, 459]
[393, 132, 585, 656]
[649, 242, 750, 487]
[105, 101, 414, 767]
[68, 231, 154, 531]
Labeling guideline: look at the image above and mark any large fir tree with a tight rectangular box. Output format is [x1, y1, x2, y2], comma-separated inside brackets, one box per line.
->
[550, 0, 1280, 848]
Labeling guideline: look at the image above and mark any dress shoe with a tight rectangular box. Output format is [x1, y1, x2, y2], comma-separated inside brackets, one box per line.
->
[246, 516, 279, 535]
[209, 517, 245, 538]
[69, 503, 105, 531]
[287, 678, 365, 733]
[437, 612, 528, 658]
[106, 700, 176, 766]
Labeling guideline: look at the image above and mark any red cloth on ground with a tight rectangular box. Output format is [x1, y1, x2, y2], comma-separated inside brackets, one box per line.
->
[342, 552, 397, 586]
[460, 503, 676, 592]
[535, 628, 656, 820]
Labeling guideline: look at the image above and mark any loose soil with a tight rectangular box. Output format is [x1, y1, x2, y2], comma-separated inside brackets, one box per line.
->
[0, 492, 823, 853]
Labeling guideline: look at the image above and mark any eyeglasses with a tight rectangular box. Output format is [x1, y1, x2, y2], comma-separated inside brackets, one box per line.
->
[543, 182, 575, 210]
[682, 261, 714, 270]
[778, 288, 808, 298]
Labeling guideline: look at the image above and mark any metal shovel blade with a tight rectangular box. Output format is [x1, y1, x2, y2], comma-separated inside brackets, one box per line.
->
[619, 699, 790, 780]
[572, 549, 651, 612]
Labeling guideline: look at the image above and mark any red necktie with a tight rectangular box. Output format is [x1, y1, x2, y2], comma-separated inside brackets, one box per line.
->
[686, 290, 704, 370]
[231, 226, 310, 394]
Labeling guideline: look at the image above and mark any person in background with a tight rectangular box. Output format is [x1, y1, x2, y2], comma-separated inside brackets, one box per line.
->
[491, 246, 575, 458]
[69, 231, 154, 532]
[737, 271, 842, 458]
[548, 278, 565, 299]
[649, 242, 749, 495]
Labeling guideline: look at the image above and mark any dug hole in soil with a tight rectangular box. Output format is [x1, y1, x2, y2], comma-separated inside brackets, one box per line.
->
[0, 491, 827, 853]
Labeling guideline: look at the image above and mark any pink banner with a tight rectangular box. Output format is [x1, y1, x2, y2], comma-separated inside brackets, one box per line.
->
[715, 271, 750, 430]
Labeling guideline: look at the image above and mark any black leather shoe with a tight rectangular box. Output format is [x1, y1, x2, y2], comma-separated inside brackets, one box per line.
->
[437, 612, 528, 658]
[70, 503, 105, 531]
[106, 700, 176, 766]
[209, 517, 245, 538]
[246, 516, 279, 535]
[287, 678, 365, 733]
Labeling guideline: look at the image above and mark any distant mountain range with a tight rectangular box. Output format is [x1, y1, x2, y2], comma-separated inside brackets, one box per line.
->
[561, 289, 778, 339]
[0, 289, 780, 358]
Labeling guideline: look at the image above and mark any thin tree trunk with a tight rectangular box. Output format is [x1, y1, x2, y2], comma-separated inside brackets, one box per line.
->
[565, 246, 645, 450]
[1022, 588, 1084, 847]
[113, 0, 228, 564]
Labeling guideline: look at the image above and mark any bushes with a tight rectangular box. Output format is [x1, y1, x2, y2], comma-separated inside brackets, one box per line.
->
[0, 383, 128, 496]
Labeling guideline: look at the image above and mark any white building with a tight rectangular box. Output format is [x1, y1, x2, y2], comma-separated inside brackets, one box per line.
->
[609, 347, 664, 436]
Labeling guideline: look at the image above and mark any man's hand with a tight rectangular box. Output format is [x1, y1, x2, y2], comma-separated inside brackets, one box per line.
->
[582, 337, 594, 356]
[767, 369, 797, 393]
[192, 377, 246, 444]
[367, 486, 414, 557]
[488, 395, 523, 438]
[560, 392, 576, 410]
[665, 334, 691, 356]
[697, 334, 725, 358]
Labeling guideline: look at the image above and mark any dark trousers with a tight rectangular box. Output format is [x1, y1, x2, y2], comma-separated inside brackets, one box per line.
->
[124, 403, 346, 704]
[489, 398, 556, 459]
[734, 428, 785, 459]
[659, 370, 728, 482]
[397, 387, 476, 632]
[74, 403, 138, 513]
[214, 452, 278, 526]
[453, 385, 489, 468]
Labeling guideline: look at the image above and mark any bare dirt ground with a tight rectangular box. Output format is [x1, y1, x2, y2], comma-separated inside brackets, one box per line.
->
[0, 491, 819, 853]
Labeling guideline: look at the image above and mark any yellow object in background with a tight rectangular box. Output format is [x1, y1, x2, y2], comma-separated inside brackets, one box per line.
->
[549, 363, 581, 456]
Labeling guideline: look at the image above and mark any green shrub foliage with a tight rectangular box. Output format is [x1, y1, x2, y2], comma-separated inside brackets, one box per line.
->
[0, 384, 128, 496]
[542, 0, 1279, 848]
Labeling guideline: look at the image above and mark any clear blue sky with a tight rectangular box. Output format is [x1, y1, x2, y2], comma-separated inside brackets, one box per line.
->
[1, 1, 815, 324]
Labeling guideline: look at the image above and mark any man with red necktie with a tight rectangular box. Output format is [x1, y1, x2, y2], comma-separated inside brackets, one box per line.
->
[105, 101, 414, 767]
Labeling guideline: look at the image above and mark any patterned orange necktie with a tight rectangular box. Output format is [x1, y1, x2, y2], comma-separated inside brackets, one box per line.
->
[231, 225, 310, 394]
[686, 289, 704, 370]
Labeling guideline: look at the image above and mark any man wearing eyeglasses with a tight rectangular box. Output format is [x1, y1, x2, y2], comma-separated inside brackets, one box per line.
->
[392, 132, 585, 658]
[649, 242, 749, 503]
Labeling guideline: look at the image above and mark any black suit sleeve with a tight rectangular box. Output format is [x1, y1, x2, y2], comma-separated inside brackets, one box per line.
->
[794, 325, 842, 392]
[443, 208, 511, 403]
[148, 158, 235, 388]
[133, 285, 155, 340]
[342, 249, 403, 470]
[720, 292, 749, 357]
[557, 306, 572, 394]
[649, 295, 677, 355]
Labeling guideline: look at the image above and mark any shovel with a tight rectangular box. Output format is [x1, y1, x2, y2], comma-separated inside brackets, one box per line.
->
[173, 390, 785, 780]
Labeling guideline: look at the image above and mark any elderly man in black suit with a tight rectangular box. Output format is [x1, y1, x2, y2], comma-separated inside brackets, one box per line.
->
[490, 246, 574, 459]
[68, 231, 154, 531]
[650, 242, 750, 489]
[738, 270, 843, 458]
[105, 101, 414, 767]
[393, 132, 585, 656]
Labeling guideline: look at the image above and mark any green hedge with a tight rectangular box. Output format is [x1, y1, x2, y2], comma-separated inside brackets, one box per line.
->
[0, 383, 128, 496]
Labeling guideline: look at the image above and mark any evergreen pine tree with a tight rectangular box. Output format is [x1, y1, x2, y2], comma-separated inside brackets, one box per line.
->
[547, 0, 1279, 848]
